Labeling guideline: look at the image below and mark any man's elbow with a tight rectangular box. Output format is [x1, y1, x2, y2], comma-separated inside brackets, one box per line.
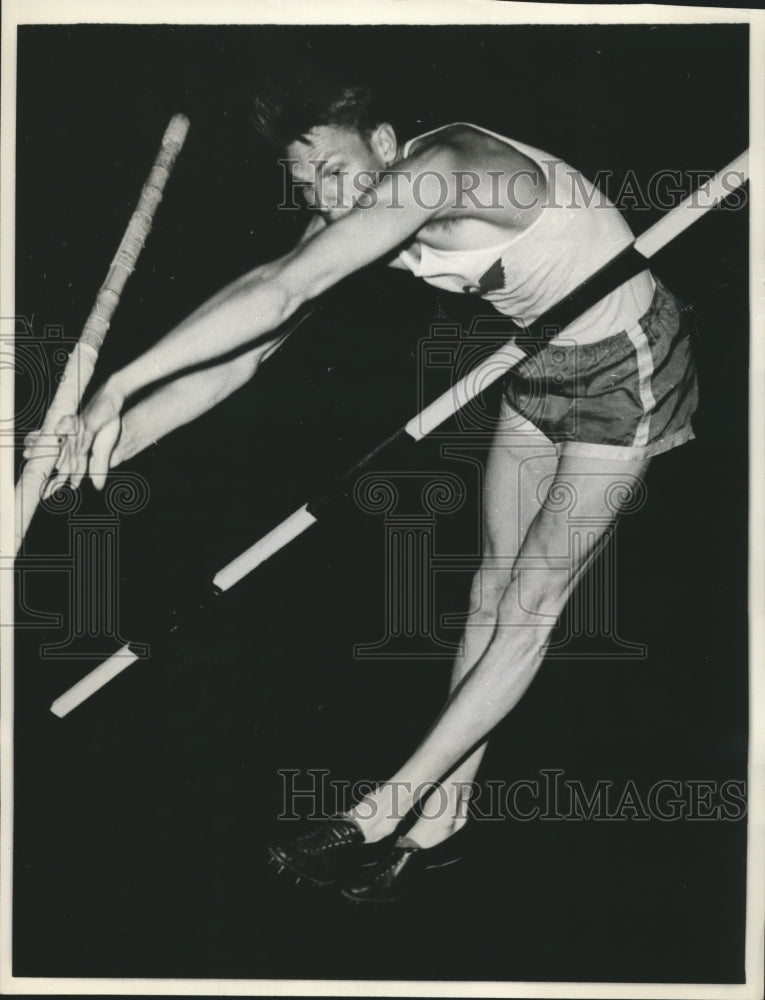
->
[241, 273, 301, 332]
[230, 347, 262, 387]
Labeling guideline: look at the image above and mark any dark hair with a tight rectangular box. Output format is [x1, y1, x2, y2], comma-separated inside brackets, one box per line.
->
[252, 71, 389, 148]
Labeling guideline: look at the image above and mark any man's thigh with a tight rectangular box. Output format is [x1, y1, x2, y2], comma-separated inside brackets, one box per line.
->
[482, 396, 559, 563]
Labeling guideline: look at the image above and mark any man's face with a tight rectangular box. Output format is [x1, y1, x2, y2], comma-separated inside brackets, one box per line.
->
[285, 124, 389, 222]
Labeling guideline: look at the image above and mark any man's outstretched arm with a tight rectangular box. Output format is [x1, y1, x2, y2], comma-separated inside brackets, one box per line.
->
[39, 216, 324, 489]
[110, 321, 297, 468]
[105, 216, 327, 467]
[112, 148, 453, 397]
[49, 140, 460, 492]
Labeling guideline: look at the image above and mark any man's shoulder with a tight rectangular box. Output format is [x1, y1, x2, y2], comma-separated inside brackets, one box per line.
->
[402, 123, 467, 169]
[407, 122, 544, 183]
[401, 122, 548, 228]
[403, 123, 463, 160]
[405, 123, 529, 167]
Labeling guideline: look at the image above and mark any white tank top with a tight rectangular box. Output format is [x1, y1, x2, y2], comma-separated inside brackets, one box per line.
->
[396, 123, 655, 344]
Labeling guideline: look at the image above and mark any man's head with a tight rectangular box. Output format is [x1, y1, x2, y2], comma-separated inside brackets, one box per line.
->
[252, 77, 399, 221]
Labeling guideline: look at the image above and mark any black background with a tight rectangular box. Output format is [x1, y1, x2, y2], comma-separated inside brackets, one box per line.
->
[13, 23, 748, 984]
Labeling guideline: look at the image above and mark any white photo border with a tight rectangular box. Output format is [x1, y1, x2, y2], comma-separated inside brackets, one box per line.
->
[1, 2, 763, 998]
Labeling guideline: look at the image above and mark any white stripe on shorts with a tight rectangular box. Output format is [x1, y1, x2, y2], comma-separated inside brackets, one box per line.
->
[625, 322, 657, 448]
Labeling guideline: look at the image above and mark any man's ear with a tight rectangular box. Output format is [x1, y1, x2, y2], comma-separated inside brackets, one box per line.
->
[370, 123, 398, 164]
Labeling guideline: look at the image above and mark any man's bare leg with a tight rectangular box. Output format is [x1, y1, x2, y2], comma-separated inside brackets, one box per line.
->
[400, 412, 559, 848]
[349, 449, 650, 843]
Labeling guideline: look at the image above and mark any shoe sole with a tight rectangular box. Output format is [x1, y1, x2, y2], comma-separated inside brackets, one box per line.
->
[339, 853, 463, 904]
[266, 848, 336, 888]
[423, 854, 462, 871]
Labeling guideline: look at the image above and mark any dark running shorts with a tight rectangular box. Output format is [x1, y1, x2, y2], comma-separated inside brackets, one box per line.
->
[501, 278, 699, 460]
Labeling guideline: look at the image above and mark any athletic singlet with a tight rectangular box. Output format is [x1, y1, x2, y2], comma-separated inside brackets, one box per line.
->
[395, 122, 655, 345]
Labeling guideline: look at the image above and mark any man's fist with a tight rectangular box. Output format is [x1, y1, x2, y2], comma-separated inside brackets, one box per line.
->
[42, 382, 125, 498]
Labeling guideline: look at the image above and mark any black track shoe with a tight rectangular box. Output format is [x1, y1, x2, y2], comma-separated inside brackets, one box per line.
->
[340, 835, 463, 904]
[268, 818, 382, 888]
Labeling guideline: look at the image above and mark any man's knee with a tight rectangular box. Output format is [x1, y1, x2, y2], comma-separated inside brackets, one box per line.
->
[468, 565, 513, 623]
[495, 563, 569, 628]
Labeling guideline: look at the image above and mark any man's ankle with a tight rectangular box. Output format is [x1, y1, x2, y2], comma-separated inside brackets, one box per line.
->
[346, 813, 396, 844]
[402, 816, 468, 850]
[345, 782, 413, 843]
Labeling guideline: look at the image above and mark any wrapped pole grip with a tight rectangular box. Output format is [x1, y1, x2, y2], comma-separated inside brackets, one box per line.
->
[14, 113, 190, 555]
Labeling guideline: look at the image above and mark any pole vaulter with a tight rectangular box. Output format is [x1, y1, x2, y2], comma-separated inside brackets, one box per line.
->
[47, 150, 749, 719]
[14, 114, 190, 556]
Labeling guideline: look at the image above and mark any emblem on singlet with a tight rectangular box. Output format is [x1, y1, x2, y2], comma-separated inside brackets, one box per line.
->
[463, 257, 505, 296]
